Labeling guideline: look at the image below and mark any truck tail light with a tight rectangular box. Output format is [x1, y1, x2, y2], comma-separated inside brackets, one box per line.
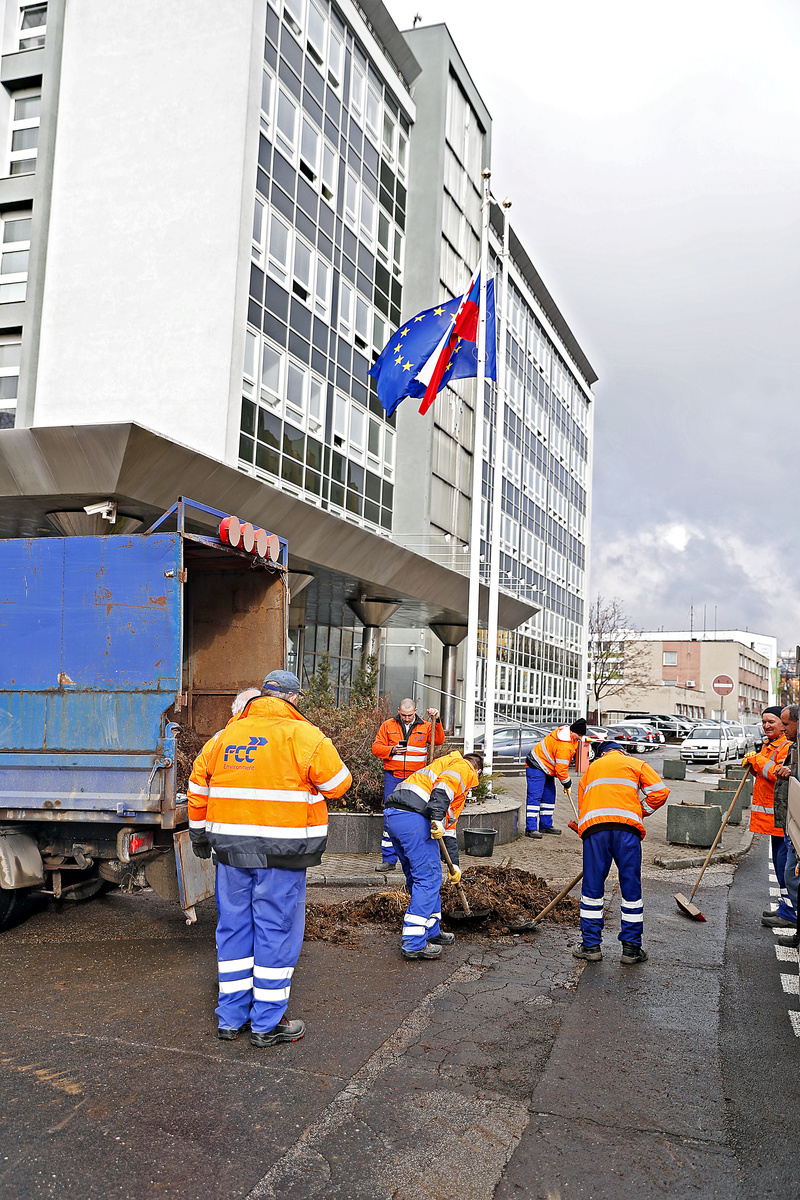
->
[117, 828, 155, 862]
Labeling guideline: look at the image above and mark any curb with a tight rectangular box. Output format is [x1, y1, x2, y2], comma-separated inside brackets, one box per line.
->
[308, 873, 402, 888]
[653, 830, 754, 870]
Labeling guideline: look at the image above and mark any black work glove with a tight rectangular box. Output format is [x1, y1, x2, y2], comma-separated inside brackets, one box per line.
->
[191, 838, 213, 860]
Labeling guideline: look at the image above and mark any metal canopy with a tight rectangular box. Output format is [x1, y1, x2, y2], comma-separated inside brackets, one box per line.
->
[0, 423, 537, 632]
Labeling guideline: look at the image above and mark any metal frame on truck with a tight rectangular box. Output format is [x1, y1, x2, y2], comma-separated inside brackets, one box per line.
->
[0, 497, 288, 929]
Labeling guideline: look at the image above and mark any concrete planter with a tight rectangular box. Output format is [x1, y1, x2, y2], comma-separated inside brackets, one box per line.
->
[726, 767, 747, 780]
[325, 794, 523, 855]
[456, 797, 521, 849]
[704, 789, 744, 826]
[663, 760, 686, 780]
[667, 803, 722, 848]
[326, 812, 383, 854]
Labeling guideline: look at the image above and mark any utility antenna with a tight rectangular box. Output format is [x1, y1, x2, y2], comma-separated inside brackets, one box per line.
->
[412, 12, 422, 27]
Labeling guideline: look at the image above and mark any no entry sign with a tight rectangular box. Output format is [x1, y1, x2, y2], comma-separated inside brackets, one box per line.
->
[712, 674, 735, 696]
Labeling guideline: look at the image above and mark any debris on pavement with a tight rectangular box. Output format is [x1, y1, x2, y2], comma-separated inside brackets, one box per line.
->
[305, 865, 579, 943]
[174, 724, 207, 792]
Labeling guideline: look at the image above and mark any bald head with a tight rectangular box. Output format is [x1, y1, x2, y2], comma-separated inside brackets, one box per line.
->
[398, 698, 417, 724]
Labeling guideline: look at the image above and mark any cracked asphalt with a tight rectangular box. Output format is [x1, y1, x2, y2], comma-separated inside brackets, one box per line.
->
[1, 839, 798, 1199]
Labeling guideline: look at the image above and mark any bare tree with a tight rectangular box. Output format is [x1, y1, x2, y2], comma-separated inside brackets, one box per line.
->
[588, 595, 656, 719]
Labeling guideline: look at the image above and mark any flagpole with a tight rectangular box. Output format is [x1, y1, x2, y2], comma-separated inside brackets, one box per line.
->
[484, 198, 511, 775]
[463, 168, 491, 754]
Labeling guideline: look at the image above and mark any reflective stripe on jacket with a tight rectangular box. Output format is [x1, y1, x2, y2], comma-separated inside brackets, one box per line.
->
[527, 726, 577, 783]
[577, 750, 670, 840]
[748, 735, 789, 836]
[372, 716, 445, 779]
[388, 751, 479, 824]
[187, 695, 351, 868]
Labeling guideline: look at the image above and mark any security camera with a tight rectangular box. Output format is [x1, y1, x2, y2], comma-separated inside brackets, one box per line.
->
[84, 500, 117, 522]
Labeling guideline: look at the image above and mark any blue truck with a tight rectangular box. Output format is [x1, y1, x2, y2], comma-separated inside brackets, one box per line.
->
[0, 498, 288, 929]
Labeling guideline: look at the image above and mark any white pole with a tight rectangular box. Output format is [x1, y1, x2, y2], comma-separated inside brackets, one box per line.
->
[463, 169, 491, 754]
[484, 198, 511, 774]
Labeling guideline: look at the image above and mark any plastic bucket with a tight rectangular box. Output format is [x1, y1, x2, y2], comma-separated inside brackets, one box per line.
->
[463, 827, 498, 857]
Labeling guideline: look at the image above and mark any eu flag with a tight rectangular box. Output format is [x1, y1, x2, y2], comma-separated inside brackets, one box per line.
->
[369, 296, 461, 417]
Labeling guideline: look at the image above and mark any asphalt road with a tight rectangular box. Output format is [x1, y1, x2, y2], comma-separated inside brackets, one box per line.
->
[2, 834, 800, 1199]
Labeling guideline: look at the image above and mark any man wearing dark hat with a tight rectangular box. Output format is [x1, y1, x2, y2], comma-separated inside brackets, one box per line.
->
[524, 718, 587, 837]
[187, 670, 351, 1047]
[743, 706, 792, 928]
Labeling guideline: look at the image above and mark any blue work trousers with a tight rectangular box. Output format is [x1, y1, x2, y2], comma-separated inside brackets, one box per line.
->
[773, 834, 797, 921]
[580, 828, 644, 948]
[384, 807, 442, 950]
[381, 772, 401, 863]
[526, 766, 556, 831]
[215, 863, 306, 1034]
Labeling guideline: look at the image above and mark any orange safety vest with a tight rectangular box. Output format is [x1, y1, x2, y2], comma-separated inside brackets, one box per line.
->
[577, 750, 670, 839]
[188, 695, 351, 868]
[748, 735, 790, 836]
[388, 751, 479, 825]
[372, 716, 445, 779]
[528, 726, 579, 783]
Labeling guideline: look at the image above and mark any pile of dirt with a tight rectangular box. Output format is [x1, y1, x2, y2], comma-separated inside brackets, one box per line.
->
[305, 865, 579, 943]
[173, 724, 207, 793]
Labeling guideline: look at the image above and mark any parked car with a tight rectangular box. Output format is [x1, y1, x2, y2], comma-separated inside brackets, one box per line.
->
[724, 722, 748, 757]
[625, 712, 683, 739]
[744, 723, 765, 751]
[586, 724, 609, 742]
[605, 725, 649, 754]
[680, 725, 737, 763]
[611, 722, 661, 751]
[473, 725, 548, 759]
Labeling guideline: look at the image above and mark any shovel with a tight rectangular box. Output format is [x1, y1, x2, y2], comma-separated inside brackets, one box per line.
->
[675, 773, 748, 921]
[508, 869, 584, 933]
[432, 717, 491, 923]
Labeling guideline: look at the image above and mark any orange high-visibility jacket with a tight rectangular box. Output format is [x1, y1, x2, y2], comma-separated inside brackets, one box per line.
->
[387, 751, 479, 825]
[372, 715, 445, 779]
[748, 735, 790, 836]
[528, 726, 578, 783]
[577, 750, 670, 839]
[188, 696, 351, 869]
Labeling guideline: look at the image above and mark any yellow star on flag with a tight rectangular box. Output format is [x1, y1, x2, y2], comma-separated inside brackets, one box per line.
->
[394, 355, 402, 366]
[414, 314, 424, 322]
[402, 360, 412, 371]
[400, 327, 410, 337]
[434, 306, 444, 316]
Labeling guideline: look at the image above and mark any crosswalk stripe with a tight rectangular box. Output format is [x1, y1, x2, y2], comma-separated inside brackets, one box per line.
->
[770, 887, 781, 896]
[790, 1012, 800, 1038]
[775, 945, 799, 963]
[780, 973, 799, 995]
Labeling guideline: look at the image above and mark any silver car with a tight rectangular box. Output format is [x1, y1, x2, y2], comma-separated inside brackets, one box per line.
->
[680, 725, 736, 763]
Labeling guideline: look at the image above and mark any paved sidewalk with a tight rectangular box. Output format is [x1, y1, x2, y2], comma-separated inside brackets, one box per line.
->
[312, 767, 753, 889]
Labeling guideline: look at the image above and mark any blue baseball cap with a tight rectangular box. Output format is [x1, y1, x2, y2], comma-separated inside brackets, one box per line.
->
[593, 740, 626, 758]
[262, 669, 302, 693]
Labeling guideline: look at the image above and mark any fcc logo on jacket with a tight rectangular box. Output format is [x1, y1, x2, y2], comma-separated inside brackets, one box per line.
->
[224, 736, 268, 764]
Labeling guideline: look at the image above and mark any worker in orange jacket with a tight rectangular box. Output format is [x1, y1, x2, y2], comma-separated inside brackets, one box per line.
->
[189, 670, 351, 1048]
[372, 698, 444, 869]
[383, 750, 483, 960]
[572, 740, 669, 965]
[525, 719, 586, 836]
[744, 706, 791, 928]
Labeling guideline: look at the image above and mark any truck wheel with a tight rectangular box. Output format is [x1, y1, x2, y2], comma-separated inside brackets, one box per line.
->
[0, 886, 26, 931]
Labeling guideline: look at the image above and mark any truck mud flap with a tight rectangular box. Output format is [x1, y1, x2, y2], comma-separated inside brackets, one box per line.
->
[144, 830, 215, 923]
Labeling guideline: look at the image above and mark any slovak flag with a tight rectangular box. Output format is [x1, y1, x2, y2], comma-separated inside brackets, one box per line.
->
[414, 269, 489, 415]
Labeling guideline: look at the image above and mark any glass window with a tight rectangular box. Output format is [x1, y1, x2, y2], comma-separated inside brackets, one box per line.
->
[365, 86, 380, 140]
[0, 342, 21, 368]
[293, 237, 312, 296]
[397, 131, 408, 177]
[262, 342, 282, 394]
[384, 427, 395, 469]
[382, 112, 396, 162]
[327, 28, 343, 88]
[344, 171, 358, 225]
[9, 90, 41, 176]
[333, 393, 347, 438]
[368, 418, 381, 458]
[359, 189, 375, 242]
[307, 1, 326, 63]
[339, 278, 353, 334]
[0, 282, 26, 303]
[252, 197, 265, 261]
[276, 90, 298, 154]
[300, 118, 319, 177]
[261, 69, 274, 124]
[314, 257, 329, 315]
[350, 62, 365, 118]
[372, 312, 389, 353]
[377, 211, 390, 263]
[286, 361, 306, 414]
[244, 330, 257, 379]
[268, 212, 290, 281]
[663, 651, 678, 666]
[309, 376, 324, 425]
[321, 142, 337, 202]
[354, 295, 369, 348]
[283, 0, 303, 34]
[3, 218, 31, 244]
[350, 404, 365, 448]
[14, 96, 40, 120]
[19, 3, 46, 49]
